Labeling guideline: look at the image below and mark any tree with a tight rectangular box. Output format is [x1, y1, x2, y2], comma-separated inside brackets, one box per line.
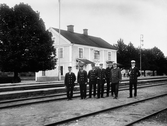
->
[141, 49, 152, 76]
[126, 42, 139, 67]
[115, 39, 139, 69]
[114, 39, 129, 68]
[151, 47, 166, 75]
[0, 3, 56, 82]
[114, 39, 167, 76]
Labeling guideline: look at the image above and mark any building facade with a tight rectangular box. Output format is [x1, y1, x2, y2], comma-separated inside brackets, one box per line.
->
[35, 25, 117, 81]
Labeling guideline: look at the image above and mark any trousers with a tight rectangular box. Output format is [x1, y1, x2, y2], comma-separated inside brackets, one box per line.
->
[79, 83, 87, 99]
[89, 81, 96, 98]
[112, 83, 119, 97]
[97, 79, 105, 98]
[106, 78, 111, 96]
[66, 85, 74, 99]
[129, 82, 137, 97]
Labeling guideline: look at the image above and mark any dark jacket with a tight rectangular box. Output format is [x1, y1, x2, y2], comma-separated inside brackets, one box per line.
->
[96, 68, 106, 80]
[64, 72, 76, 87]
[106, 67, 112, 79]
[129, 67, 140, 83]
[110, 68, 122, 83]
[88, 69, 97, 82]
[77, 70, 87, 84]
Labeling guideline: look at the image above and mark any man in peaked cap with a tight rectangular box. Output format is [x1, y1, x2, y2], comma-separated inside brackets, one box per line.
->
[88, 63, 97, 98]
[96, 63, 106, 98]
[105, 61, 113, 97]
[128, 60, 140, 98]
[77, 64, 88, 99]
[110, 62, 122, 99]
[64, 66, 76, 100]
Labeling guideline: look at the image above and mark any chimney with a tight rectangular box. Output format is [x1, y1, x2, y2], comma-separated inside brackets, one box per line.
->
[83, 29, 88, 35]
[67, 25, 74, 32]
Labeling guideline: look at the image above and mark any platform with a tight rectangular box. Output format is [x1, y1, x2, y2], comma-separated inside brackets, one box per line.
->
[0, 84, 167, 126]
[0, 76, 166, 100]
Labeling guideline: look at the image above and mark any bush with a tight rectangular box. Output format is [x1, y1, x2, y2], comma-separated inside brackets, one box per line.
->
[0, 76, 21, 83]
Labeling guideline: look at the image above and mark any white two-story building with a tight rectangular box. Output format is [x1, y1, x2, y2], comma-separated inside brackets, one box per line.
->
[36, 25, 117, 81]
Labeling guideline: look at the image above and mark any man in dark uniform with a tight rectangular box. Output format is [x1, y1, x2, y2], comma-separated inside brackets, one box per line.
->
[96, 63, 106, 98]
[64, 66, 76, 100]
[88, 63, 97, 98]
[77, 64, 87, 99]
[105, 61, 113, 97]
[128, 60, 140, 98]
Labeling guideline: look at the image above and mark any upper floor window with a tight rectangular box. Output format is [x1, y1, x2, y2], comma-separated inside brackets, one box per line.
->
[94, 50, 100, 60]
[79, 48, 83, 58]
[58, 48, 63, 58]
[108, 52, 111, 60]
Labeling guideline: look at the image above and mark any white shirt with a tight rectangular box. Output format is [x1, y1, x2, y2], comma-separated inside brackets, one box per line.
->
[131, 66, 135, 69]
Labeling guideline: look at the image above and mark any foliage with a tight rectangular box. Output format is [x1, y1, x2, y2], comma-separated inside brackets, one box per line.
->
[115, 39, 140, 69]
[114, 39, 128, 68]
[115, 39, 167, 75]
[0, 3, 56, 81]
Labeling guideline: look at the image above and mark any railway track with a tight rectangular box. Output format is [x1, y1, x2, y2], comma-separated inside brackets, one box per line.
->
[44, 92, 167, 126]
[0, 80, 166, 109]
[125, 107, 167, 126]
[0, 77, 166, 101]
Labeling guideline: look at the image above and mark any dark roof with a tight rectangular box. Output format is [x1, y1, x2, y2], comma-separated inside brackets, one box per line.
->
[52, 28, 116, 50]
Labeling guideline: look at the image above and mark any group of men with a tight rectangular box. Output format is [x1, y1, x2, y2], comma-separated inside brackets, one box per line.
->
[64, 60, 140, 100]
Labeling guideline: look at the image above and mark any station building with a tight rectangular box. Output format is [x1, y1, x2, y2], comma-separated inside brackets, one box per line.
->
[35, 25, 117, 81]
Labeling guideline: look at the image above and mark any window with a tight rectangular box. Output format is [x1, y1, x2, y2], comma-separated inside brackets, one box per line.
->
[79, 48, 83, 58]
[60, 66, 63, 75]
[94, 50, 100, 60]
[58, 48, 63, 58]
[42, 71, 45, 76]
[111, 51, 116, 61]
[108, 52, 111, 60]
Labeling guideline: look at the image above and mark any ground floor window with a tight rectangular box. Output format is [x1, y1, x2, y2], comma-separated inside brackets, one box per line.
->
[60, 66, 63, 75]
[42, 71, 45, 76]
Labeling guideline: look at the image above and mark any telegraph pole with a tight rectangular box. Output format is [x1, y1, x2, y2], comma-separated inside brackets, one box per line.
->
[140, 34, 144, 75]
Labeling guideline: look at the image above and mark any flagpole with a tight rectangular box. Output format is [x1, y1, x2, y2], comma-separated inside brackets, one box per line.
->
[58, 0, 61, 80]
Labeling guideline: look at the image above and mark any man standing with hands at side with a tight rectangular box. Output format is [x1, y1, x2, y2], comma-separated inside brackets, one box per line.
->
[64, 66, 76, 100]
[105, 61, 113, 97]
[88, 63, 97, 98]
[96, 63, 106, 98]
[77, 64, 87, 99]
[128, 60, 140, 98]
[110, 62, 122, 99]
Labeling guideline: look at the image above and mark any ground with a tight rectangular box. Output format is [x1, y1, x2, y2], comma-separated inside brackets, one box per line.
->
[0, 84, 167, 126]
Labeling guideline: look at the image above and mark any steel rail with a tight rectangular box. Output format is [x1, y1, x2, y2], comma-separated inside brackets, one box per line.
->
[0, 81, 166, 104]
[0, 81, 166, 109]
[44, 93, 167, 126]
[0, 80, 166, 104]
[125, 107, 167, 126]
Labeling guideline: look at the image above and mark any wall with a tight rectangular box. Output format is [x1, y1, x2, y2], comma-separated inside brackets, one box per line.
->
[35, 28, 117, 82]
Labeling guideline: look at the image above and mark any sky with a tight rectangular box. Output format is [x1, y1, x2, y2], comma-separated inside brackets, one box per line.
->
[2, 0, 167, 56]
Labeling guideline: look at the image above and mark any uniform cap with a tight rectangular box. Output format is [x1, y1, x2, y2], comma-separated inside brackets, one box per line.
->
[107, 61, 113, 64]
[131, 60, 136, 63]
[113, 62, 117, 65]
[79, 64, 84, 67]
